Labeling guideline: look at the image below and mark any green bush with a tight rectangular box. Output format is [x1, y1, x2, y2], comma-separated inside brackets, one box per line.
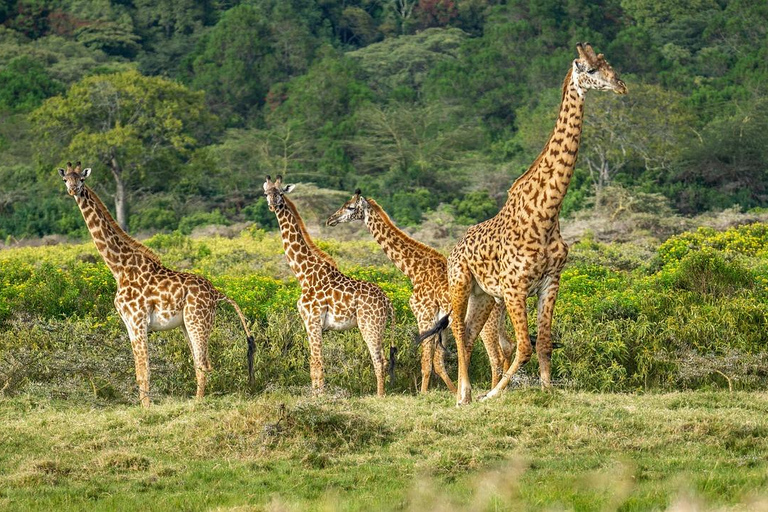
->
[2, 223, 768, 399]
[178, 210, 229, 235]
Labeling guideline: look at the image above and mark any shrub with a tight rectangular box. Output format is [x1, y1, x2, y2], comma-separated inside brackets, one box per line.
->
[178, 210, 229, 235]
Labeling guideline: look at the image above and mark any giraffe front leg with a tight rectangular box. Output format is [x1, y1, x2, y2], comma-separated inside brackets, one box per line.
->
[299, 303, 324, 395]
[126, 322, 151, 408]
[481, 290, 532, 401]
[535, 276, 561, 389]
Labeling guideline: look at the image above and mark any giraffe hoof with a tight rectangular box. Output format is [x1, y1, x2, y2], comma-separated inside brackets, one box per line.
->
[478, 394, 489, 402]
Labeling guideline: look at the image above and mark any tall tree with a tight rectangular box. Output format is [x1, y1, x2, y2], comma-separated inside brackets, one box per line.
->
[32, 69, 214, 230]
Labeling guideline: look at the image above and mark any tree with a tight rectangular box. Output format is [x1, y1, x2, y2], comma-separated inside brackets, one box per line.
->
[582, 84, 694, 191]
[32, 69, 214, 230]
[186, 1, 324, 126]
[0, 56, 63, 111]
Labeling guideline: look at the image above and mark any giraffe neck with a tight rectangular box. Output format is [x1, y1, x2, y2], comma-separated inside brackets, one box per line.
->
[506, 68, 585, 225]
[364, 199, 445, 281]
[75, 186, 162, 279]
[274, 196, 337, 285]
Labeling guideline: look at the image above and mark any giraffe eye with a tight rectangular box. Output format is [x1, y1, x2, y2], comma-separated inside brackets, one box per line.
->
[347, 206, 355, 211]
[587, 68, 597, 74]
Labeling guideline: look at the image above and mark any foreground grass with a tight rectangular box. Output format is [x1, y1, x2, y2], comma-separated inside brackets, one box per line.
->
[2, 391, 768, 511]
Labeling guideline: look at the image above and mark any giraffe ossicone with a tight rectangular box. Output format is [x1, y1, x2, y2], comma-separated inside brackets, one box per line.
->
[264, 176, 395, 396]
[59, 163, 255, 407]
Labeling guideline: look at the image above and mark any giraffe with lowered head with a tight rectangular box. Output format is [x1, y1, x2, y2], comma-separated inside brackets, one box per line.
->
[437, 43, 627, 405]
[263, 176, 395, 396]
[327, 190, 513, 392]
[59, 162, 255, 407]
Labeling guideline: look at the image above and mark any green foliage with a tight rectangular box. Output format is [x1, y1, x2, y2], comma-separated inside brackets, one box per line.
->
[2, 223, 768, 397]
[243, 198, 278, 230]
[0, 0, 766, 239]
[451, 190, 497, 225]
[186, 1, 325, 126]
[177, 209, 228, 235]
[31, 69, 216, 229]
[0, 56, 63, 111]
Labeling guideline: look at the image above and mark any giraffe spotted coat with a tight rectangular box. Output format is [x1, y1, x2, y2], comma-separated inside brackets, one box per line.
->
[264, 176, 394, 396]
[59, 162, 254, 407]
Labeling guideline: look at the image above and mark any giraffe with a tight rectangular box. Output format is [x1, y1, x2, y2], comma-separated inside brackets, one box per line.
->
[440, 43, 627, 405]
[326, 191, 514, 393]
[58, 162, 255, 407]
[263, 175, 395, 396]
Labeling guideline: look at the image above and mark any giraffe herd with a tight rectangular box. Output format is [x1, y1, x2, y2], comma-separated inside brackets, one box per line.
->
[57, 43, 625, 407]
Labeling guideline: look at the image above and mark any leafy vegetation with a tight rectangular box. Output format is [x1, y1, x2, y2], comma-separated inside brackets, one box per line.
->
[1, 222, 767, 400]
[0, 0, 767, 239]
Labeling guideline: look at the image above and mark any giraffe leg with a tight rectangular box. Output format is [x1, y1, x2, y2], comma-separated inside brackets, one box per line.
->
[181, 298, 215, 400]
[298, 302, 324, 395]
[123, 317, 151, 408]
[414, 303, 455, 393]
[493, 299, 514, 368]
[448, 267, 473, 406]
[432, 331, 456, 393]
[535, 276, 561, 389]
[479, 303, 505, 388]
[450, 277, 495, 405]
[481, 290, 532, 401]
[358, 306, 387, 397]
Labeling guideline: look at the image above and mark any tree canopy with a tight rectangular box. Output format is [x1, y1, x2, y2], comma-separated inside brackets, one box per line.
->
[0, 0, 766, 239]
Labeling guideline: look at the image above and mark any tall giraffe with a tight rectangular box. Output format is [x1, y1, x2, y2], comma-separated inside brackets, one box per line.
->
[326, 191, 513, 392]
[59, 162, 255, 407]
[263, 176, 394, 396]
[442, 43, 627, 405]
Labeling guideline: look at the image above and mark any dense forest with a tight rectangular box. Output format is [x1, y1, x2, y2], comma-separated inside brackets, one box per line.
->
[0, 0, 766, 240]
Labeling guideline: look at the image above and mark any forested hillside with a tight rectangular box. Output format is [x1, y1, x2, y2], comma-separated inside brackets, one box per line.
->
[1, 0, 767, 240]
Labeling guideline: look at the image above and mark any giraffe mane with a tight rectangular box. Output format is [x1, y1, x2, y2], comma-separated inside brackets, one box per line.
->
[282, 195, 338, 268]
[508, 68, 574, 194]
[366, 199, 446, 262]
[83, 186, 163, 265]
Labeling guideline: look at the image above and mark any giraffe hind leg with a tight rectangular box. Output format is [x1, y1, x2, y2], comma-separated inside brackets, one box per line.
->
[182, 300, 216, 399]
[358, 307, 387, 397]
[481, 291, 533, 401]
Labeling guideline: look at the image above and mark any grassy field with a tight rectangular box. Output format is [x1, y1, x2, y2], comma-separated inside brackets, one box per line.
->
[2, 220, 768, 510]
[2, 390, 768, 511]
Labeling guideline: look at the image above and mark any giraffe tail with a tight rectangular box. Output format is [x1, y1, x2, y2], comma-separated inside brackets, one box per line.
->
[387, 301, 397, 384]
[218, 294, 256, 386]
[416, 312, 450, 344]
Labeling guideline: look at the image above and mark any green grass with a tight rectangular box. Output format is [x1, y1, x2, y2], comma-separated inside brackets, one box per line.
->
[2, 391, 768, 511]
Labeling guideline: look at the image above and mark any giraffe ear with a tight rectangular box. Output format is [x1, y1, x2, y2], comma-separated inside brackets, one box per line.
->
[81, 168, 92, 179]
[283, 184, 296, 194]
[574, 59, 588, 73]
[58, 168, 66, 178]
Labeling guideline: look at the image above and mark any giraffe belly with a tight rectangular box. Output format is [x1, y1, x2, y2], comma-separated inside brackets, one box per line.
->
[148, 309, 184, 332]
[322, 310, 357, 331]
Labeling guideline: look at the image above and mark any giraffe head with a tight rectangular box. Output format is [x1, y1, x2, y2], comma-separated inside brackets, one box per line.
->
[572, 42, 627, 97]
[326, 189, 368, 227]
[263, 175, 295, 211]
[58, 161, 92, 197]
